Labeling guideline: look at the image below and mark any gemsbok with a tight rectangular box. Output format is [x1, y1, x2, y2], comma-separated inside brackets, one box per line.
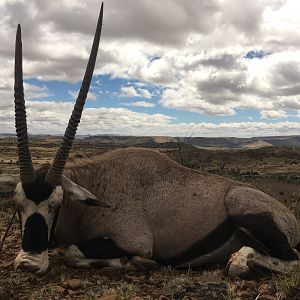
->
[12, 2, 300, 276]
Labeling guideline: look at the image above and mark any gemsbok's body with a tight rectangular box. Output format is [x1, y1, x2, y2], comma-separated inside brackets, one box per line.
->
[12, 2, 300, 276]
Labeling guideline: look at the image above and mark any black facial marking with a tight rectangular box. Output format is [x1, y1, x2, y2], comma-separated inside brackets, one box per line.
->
[22, 213, 48, 253]
[159, 219, 234, 266]
[22, 180, 53, 205]
[75, 237, 134, 259]
[233, 213, 298, 261]
[22, 164, 54, 205]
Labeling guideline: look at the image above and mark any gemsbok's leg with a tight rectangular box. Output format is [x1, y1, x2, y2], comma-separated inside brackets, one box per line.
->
[225, 186, 300, 276]
[63, 237, 158, 270]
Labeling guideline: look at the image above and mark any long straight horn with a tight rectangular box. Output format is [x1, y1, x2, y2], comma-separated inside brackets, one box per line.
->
[46, 2, 103, 186]
[14, 24, 36, 184]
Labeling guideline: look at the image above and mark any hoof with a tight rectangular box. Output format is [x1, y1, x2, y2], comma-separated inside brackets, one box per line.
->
[227, 246, 255, 278]
[227, 246, 300, 277]
[64, 245, 85, 267]
[130, 256, 158, 271]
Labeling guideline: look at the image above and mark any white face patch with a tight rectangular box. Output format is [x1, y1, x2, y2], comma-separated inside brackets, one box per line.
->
[14, 182, 63, 273]
[15, 183, 63, 237]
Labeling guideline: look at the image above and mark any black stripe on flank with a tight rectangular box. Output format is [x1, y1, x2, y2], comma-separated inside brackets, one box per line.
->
[22, 213, 48, 253]
[76, 237, 134, 259]
[159, 218, 234, 266]
[233, 213, 298, 261]
[89, 257, 129, 269]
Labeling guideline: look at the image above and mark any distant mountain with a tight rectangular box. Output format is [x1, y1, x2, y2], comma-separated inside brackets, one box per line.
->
[254, 136, 300, 147]
[1, 133, 300, 148]
[188, 136, 300, 148]
[83, 135, 300, 148]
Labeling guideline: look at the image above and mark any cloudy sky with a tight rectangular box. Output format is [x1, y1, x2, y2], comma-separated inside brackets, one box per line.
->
[1, 0, 300, 137]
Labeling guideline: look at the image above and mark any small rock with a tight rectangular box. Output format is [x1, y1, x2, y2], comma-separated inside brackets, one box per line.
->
[67, 278, 82, 290]
[97, 295, 120, 300]
[68, 290, 77, 296]
[125, 274, 139, 281]
[130, 297, 142, 300]
[56, 286, 65, 294]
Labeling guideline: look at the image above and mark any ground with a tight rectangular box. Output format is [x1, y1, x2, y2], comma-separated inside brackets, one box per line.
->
[1, 136, 300, 299]
[1, 210, 300, 300]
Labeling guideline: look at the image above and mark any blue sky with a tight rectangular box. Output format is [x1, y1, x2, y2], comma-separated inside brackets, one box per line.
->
[1, 0, 300, 137]
[26, 74, 290, 125]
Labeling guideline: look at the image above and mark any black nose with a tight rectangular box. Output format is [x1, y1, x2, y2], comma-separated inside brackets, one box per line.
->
[22, 213, 48, 253]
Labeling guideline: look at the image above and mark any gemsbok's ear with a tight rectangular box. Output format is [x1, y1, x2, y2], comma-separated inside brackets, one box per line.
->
[61, 176, 110, 207]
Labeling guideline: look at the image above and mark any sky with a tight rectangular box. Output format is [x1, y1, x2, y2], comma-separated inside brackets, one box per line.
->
[1, 0, 300, 137]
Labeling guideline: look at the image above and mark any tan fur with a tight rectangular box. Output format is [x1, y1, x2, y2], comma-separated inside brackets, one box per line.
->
[53, 147, 299, 263]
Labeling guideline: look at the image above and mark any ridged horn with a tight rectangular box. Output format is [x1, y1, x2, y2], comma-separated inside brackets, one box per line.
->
[46, 2, 103, 186]
[14, 24, 36, 184]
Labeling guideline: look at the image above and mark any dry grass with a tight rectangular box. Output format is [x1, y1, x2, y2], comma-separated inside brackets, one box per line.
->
[1, 137, 300, 299]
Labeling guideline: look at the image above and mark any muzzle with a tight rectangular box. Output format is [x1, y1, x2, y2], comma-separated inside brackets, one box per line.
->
[14, 249, 49, 274]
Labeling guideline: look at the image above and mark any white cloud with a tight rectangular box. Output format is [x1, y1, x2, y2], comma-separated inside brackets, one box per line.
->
[2, 100, 300, 137]
[68, 90, 97, 101]
[24, 83, 51, 99]
[4, 87, 295, 138]
[260, 110, 288, 119]
[160, 87, 236, 116]
[120, 86, 139, 98]
[120, 85, 152, 99]
[121, 101, 155, 108]
[138, 88, 152, 99]
[2, 0, 300, 136]
[0, 100, 172, 135]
